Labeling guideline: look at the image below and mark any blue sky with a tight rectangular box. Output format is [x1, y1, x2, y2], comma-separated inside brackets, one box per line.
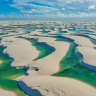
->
[0, 0, 96, 20]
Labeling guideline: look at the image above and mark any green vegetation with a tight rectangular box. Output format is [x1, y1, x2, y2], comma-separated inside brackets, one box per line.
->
[0, 47, 28, 96]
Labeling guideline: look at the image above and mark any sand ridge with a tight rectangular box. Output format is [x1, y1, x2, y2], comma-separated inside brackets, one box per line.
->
[1, 37, 39, 67]
[0, 88, 17, 96]
[0, 60, 3, 64]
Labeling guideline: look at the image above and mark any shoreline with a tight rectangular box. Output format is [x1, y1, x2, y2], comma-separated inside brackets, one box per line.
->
[0, 60, 2, 64]
[0, 43, 28, 96]
[53, 75, 96, 89]
[0, 88, 19, 96]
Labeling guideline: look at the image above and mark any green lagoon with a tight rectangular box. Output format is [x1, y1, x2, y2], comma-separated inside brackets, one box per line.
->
[54, 36, 96, 87]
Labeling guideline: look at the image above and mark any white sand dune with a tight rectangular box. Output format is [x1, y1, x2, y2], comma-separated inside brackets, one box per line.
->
[77, 46, 96, 66]
[1, 37, 39, 67]
[29, 30, 45, 36]
[16, 70, 96, 96]
[0, 88, 16, 96]
[64, 35, 96, 47]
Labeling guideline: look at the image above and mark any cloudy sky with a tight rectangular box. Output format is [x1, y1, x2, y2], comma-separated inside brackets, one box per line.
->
[0, 0, 96, 20]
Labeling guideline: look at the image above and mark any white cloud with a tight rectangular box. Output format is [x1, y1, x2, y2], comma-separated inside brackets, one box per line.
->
[21, 9, 38, 13]
[6, 0, 96, 19]
[62, 8, 65, 11]
[88, 5, 96, 10]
